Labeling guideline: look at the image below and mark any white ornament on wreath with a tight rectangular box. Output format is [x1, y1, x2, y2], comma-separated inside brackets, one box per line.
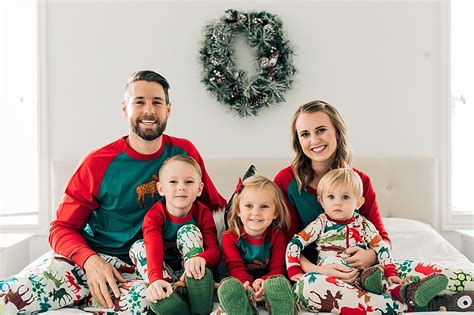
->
[199, 9, 297, 117]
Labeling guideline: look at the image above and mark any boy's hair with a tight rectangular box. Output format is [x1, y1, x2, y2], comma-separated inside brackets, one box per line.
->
[317, 168, 363, 198]
[158, 155, 202, 180]
[124, 70, 170, 103]
[290, 100, 352, 191]
[227, 175, 290, 237]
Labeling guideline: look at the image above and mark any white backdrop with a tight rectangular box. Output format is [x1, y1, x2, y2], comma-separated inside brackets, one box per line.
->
[46, 0, 444, 162]
[21, 0, 454, 263]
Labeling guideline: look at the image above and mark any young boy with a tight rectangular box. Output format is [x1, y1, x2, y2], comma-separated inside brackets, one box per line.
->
[286, 168, 448, 309]
[130, 155, 221, 315]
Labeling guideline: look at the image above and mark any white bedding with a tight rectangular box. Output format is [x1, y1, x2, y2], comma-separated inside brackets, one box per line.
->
[42, 218, 473, 314]
[384, 218, 473, 272]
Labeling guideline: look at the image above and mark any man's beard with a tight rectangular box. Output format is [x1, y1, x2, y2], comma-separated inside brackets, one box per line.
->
[131, 116, 167, 141]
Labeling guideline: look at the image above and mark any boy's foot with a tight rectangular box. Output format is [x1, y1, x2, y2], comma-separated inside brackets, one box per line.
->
[263, 275, 296, 315]
[217, 277, 255, 315]
[402, 274, 449, 307]
[185, 268, 215, 314]
[149, 292, 190, 315]
[359, 265, 384, 294]
[427, 290, 474, 312]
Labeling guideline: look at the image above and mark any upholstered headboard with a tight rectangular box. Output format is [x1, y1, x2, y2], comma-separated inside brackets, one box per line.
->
[51, 157, 438, 229]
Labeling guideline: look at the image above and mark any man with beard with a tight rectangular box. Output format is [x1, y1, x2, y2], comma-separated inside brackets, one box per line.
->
[0, 71, 225, 314]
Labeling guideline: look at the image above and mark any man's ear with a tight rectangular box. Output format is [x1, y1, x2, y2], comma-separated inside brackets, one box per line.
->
[157, 182, 165, 196]
[356, 196, 365, 209]
[317, 195, 322, 204]
[196, 182, 204, 197]
[166, 102, 171, 118]
[121, 100, 128, 117]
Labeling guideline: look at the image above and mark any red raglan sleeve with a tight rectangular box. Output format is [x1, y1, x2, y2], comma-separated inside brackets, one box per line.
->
[355, 169, 391, 245]
[261, 229, 287, 280]
[222, 232, 253, 284]
[195, 203, 222, 268]
[274, 168, 301, 240]
[178, 139, 226, 211]
[142, 203, 166, 284]
[48, 157, 108, 268]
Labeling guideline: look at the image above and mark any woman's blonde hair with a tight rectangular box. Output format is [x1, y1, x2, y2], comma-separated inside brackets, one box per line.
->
[227, 175, 290, 237]
[317, 168, 363, 198]
[290, 100, 352, 191]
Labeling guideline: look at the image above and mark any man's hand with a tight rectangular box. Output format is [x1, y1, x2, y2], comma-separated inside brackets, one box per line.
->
[344, 247, 377, 269]
[83, 255, 126, 308]
[145, 280, 173, 302]
[181, 256, 206, 280]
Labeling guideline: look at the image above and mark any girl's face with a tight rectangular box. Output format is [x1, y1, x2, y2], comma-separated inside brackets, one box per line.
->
[238, 186, 277, 239]
[295, 111, 338, 168]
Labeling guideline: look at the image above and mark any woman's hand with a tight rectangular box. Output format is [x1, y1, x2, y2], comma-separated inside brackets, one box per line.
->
[300, 255, 319, 273]
[145, 280, 173, 302]
[318, 264, 359, 284]
[344, 247, 377, 269]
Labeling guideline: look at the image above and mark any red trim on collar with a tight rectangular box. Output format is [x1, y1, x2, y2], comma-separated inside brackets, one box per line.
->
[166, 204, 195, 223]
[325, 214, 356, 225]
[120, 135, 166, 161]
[240, 226, 269, 245]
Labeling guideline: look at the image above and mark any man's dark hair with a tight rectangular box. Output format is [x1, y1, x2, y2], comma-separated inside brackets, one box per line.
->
[125, 70, 170, 103]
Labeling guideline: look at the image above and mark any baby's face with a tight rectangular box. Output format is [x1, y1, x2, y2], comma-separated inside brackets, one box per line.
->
[318, 184, 364, 221]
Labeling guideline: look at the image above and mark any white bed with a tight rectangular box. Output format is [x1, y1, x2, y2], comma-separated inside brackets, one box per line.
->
[39, 157, 473, 314]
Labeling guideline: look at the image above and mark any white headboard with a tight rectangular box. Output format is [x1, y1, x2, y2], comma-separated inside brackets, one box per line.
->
[51, 157, 438, 229]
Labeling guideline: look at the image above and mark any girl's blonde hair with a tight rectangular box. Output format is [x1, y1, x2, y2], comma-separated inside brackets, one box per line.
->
[317, 168, 363, 198]
[227, 175, 290, 237]
[290, 100, 352, 191]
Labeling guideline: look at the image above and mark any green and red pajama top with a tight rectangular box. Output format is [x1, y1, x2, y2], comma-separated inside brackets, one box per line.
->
[274, 166, 389, 244]
[143, 200, 221, 284]
[49, 135, 226, 268]
[221, 227, 286, 284]
[286, 212, 397, 279]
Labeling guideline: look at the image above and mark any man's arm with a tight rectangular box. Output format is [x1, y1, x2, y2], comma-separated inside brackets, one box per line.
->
[49, 161, 102, 268]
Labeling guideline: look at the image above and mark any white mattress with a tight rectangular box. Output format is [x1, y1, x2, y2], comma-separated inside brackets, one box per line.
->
[45, 218, 473, 314]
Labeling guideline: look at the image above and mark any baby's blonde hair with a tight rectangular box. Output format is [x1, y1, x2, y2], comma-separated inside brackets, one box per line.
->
[227, 175, 290, 237]
[317, 168, 363, 197]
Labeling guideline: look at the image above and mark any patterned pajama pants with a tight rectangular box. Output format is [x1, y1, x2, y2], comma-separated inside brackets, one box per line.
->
[0, 252, 147, 314]
[129, 223, 205, 284]
[0, 224, 204, 314]
[294, 259, 473, 314]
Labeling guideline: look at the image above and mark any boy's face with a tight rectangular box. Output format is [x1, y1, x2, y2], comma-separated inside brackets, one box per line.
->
[157, 160, 203, 217]
[317, 183, 364, 221]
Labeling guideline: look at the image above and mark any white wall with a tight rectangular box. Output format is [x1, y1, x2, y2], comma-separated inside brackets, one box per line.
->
[46, 0, 445, 162]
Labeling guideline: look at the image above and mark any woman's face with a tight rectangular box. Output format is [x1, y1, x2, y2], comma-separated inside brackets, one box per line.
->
[295, 111, 338, 166]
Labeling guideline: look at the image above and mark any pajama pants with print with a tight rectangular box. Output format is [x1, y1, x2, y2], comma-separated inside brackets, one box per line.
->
[293, 259, 473, 314]
[0, 223, 204, 314]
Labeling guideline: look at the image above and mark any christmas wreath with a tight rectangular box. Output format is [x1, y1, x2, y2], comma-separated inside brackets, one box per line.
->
[199, 9, 297, 117]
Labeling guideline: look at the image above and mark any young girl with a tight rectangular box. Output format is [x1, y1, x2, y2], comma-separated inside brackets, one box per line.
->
[217, 175, 295, 315]
[287, 168, 450, 312]
[130, 155, 221, 315]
